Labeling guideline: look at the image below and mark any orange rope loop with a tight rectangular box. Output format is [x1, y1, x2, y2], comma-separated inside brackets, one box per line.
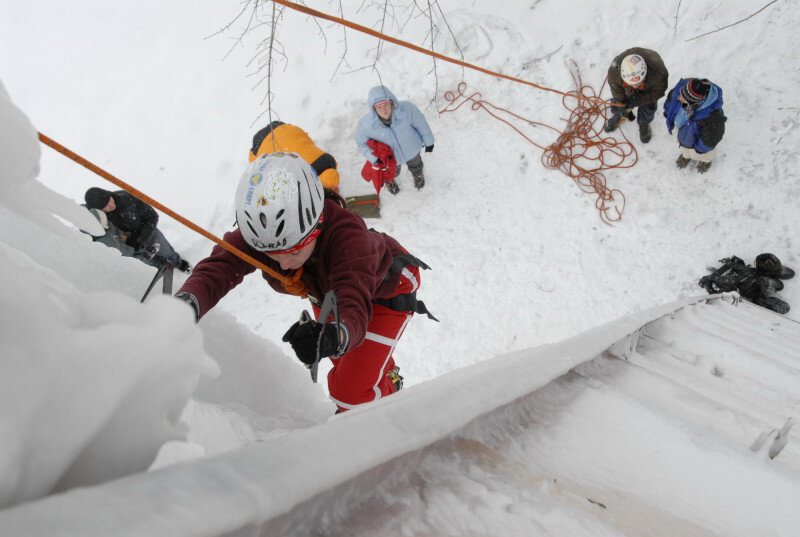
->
[37, 132, 310, 297]
[440, 74, 636, 225]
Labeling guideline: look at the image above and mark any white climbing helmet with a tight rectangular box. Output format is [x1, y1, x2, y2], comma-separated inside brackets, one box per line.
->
[620, 54, 647, 86]
[235, 152, 325, 252]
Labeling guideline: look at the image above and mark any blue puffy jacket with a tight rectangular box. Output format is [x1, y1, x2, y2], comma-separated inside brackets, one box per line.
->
[355, 86, 434, 165]
[664, 79, 726, 154]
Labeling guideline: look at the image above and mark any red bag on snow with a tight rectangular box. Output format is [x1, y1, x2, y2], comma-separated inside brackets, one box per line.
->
[361, 139, 397, 194]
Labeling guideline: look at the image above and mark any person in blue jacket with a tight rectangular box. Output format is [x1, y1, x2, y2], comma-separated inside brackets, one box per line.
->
[663, 78, 726, 173]
[355, 85, 435, 194]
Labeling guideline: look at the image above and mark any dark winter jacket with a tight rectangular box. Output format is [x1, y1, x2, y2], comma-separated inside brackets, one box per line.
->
[664, 79, 726, 153]
[84, 207, 136, 256]
[104, 190, 159, 248]
[177, 199, 414, 352]
[608, 47, 669, 106]
[355, 86, 434, 165]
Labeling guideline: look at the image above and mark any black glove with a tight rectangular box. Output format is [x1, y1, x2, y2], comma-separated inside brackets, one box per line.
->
[282, 317, 342, 365]
[625, 109, 636, 122]
[425, 145, 434, 153]
[625, 94, 642, 108]
[375, 158, 383, 165]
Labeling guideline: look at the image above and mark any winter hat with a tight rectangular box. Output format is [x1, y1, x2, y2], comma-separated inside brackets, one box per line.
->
[680, 79, 710, 104]
[84, 187, 112, 209]
[755, 253, 796, 279]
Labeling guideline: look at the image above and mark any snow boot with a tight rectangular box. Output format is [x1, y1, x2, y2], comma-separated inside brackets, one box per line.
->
[676, 155, 691, 169]
[604, 114, 622, 133]
[639, 123, 652, 144]
[385, 180, 400, 195]
[753, 287, 790, 315]
[387, 366, 404, 393]
[697, 161, 712, 173]
[413, 174, 425, 190]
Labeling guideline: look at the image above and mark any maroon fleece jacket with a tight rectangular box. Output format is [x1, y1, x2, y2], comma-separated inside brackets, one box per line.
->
[177, 199, 407, 351]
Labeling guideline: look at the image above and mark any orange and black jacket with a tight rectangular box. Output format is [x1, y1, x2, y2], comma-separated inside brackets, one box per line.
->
[249, 122, 340, 189]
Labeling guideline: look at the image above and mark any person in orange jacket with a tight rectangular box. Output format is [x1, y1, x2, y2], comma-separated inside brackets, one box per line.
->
[249, 121, 340, 190]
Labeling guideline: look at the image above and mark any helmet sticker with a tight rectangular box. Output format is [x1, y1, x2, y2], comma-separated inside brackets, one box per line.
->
[264, 169, 298, 203]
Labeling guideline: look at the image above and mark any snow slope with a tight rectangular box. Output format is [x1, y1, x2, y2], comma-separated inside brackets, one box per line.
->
[1, 0, 799, 534]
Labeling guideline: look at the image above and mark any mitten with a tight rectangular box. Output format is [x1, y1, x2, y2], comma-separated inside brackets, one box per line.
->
[425, 145, 434, 153]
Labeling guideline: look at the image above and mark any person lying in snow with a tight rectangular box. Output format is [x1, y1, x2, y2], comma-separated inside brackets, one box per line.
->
[249, 121, 340, 191]
[83, 187, 191, 273]
[355, 85, 434, 195]
[663, 78, 727, 173]
[174, 152, 437, 413]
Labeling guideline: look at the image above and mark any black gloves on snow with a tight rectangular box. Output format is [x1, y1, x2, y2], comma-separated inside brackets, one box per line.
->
[625, 94, 642, 108]
[282, 318, 342, 365]
[425, 145, 434, 153]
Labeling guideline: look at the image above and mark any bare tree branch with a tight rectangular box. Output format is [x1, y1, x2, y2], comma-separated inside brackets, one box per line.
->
[685, 0, 778, 42]
[673, 0, 682, 37]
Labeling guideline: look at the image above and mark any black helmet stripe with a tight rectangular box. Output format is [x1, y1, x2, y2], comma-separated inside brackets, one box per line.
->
[297, 180, 306, 234]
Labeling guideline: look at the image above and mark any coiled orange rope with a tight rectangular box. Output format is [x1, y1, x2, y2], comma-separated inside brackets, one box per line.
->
[38, 132, 309, 297]
[440, 73, 635, 224]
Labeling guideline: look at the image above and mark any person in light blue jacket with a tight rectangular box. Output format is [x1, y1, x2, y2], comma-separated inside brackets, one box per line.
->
[355, 85, 435, 194]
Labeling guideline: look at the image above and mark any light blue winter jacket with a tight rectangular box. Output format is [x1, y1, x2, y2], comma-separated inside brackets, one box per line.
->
[355, 86, 434, 165]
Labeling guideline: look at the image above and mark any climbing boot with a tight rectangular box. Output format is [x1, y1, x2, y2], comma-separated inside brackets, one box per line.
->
[676, 155, 691, 169]
[385, 180, 400, 195]
[413, 174, 425, 190]
[387, 366, 404, 393]
[697, 161, 712, 173]
[639, 123, 652, 144]
[604, 114, 622, 133]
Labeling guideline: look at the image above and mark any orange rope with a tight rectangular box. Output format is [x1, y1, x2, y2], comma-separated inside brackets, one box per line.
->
[440, 73, 634, 224]
[37, 132, 309, 297]
[270, 0, 616, 108]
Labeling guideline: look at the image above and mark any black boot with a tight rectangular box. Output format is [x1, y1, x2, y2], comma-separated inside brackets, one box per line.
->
[676, 155, 691, 169]
[604, 114, 622, 133]
[639, 124, 652, 143]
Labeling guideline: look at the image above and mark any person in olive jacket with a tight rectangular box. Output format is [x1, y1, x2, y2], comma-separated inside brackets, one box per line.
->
[605, 47, 669, 144]
[175, 153, 436, 413]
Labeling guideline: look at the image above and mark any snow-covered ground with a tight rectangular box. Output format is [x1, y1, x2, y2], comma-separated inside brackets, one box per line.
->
[1, 0, 799, 534]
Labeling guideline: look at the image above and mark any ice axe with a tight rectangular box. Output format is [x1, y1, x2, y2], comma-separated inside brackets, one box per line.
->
[298, 290, 339, 383]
